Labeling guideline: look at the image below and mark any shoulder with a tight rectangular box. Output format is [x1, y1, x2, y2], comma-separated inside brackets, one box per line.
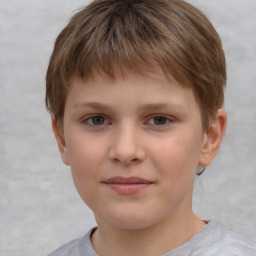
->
[198, 220, 256, 256]
[47, 228, 98, 256]
[164, 220, 256, 256]
[47, 237, 81, 256]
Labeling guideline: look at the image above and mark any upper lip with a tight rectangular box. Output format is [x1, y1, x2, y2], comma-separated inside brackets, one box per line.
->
[103, 176, 153, 184]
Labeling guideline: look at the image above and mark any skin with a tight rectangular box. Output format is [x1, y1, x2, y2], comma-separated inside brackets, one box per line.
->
[52, 69, 227, 256]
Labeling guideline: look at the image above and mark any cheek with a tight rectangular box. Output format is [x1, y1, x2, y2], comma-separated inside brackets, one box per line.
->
[149, 134, 200, 179]
[65, 135, 106, 199]
[66, 133, 106, 171]
[148, 135, 200, 207]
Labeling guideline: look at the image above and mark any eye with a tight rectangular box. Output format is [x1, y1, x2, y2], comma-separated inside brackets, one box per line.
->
[84, 115, 110, 126]
[147, 115, 172, 126]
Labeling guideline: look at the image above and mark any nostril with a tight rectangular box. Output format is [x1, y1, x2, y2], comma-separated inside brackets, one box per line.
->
[110, 153, 145, 166]
[108, 128, 146, 165]
[131, 157, 140, 162]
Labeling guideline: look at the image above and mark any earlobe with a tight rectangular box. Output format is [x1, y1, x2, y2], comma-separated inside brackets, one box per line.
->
[199, 109, 227, 167]
[51, 116, 70, 166]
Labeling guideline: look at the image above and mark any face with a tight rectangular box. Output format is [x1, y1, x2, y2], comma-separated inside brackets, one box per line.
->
[54, 69, 216, 230]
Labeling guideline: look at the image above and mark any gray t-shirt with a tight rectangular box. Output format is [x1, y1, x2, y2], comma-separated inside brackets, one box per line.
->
[48, 220, 256, 256]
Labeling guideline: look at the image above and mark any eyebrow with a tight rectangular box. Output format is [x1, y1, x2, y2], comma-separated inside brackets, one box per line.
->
[137, 103, 183, 111]
[72, 102, 185, 112]
[72, 102, 112, 111]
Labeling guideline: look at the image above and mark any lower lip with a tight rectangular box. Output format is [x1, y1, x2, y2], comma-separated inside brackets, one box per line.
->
[104, 183, 152, 194]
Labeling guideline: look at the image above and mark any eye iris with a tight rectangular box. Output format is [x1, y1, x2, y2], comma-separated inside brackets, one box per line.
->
[92, 116, 105, 125]
[154, 116, 167, 125]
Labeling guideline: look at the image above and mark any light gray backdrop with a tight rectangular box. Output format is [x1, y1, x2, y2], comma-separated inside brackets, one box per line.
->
[0, 0, 255, 255]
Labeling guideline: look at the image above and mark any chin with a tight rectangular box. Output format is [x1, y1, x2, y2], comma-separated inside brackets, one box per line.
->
[111, 220, 153, 231]
[102, 209, 161, 231]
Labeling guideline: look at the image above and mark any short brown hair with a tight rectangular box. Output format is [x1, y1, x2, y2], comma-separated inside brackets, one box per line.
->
[46, 0, 226, 130]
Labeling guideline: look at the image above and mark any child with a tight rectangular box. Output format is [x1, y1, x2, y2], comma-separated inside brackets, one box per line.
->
[46, 0, 256, 255]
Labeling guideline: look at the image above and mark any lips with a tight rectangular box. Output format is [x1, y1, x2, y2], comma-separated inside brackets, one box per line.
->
[103, 176, 153, 194]
[104, 176, 153, 184]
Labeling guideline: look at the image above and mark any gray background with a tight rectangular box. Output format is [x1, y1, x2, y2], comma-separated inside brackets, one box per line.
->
[0, 0, 255, 255]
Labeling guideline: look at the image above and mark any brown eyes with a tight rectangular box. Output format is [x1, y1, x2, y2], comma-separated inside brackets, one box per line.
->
[86, 116, 109, 126]
[83, 115, 172, 126]
[91, 116, 105, 125]
[151, 116, 168, 126]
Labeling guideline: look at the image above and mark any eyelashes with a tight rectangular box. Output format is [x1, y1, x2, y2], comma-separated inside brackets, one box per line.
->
[84, 115, 110, 126]
[82, 115, 174, 127]
[147, 116, 172, 126]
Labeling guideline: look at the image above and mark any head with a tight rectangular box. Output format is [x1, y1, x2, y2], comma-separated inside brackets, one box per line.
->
[46, 0, 226, 134]
[46, 0, 227, 233]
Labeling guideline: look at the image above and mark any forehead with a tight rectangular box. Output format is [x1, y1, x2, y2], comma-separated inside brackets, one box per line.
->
[71, 63, 190, 92]
[66, 68, 198, 113]
[70, 66, 182, 93]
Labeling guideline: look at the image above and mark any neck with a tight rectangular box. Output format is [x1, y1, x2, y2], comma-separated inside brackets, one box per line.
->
[91, 212, 206, 256]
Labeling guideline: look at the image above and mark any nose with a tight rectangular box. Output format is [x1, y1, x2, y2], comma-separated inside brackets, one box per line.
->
[108, 123, 145, 166]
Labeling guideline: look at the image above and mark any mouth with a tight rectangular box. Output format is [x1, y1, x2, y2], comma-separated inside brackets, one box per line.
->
[102, 176, 154, 195]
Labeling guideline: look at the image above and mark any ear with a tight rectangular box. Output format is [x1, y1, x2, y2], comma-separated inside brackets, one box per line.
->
[199, 109, 227, 167]
[51, 116, 70, 166]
